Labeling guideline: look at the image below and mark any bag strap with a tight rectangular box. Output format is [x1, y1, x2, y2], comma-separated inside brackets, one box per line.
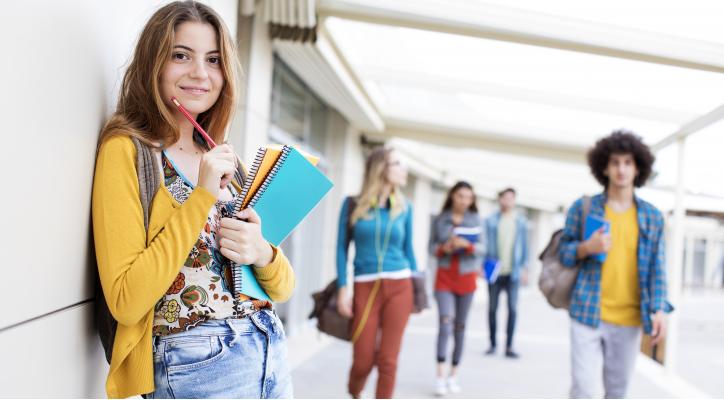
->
[580, 195, 591, 241]
[131, 137, 160, 231]
[350, 203, 394, 343]
[345, 196, 357, 248]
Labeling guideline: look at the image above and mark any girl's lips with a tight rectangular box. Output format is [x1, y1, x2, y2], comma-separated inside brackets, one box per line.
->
[180, 86, 209, 95]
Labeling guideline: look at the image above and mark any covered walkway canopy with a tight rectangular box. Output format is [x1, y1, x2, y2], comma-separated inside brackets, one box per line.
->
[266, 0, 724, 373]
[269, 0, 724, 213]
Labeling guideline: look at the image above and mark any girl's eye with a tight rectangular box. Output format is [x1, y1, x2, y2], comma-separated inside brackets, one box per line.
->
[172, 52, 189, 61]
[208, 56, 220, 65]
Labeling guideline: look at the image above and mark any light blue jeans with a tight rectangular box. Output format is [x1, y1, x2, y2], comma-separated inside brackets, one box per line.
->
[146, 310, 293, 399]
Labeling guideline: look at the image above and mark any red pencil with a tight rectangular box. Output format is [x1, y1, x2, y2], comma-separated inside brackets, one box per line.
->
[170, 97, 217, 148]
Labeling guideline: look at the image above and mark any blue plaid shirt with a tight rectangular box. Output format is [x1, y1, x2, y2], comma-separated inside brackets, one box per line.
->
[559, 193, 673, 334]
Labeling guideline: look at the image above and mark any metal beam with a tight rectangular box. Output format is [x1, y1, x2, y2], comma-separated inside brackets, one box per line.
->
[653, 102, 724, 151]
[273, 34, 385, 132]
[363, 67, 698, 125]
[378, 117, 588, 164]
[318, 0, 724, 74]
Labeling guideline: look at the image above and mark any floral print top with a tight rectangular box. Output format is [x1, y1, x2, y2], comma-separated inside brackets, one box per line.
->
[152, 151, 240, 336]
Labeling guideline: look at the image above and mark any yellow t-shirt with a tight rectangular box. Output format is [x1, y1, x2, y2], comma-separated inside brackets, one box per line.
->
[600, 205, 641, 327]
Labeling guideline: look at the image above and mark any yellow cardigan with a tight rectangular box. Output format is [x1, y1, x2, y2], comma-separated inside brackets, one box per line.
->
[92, 136, 295, 398]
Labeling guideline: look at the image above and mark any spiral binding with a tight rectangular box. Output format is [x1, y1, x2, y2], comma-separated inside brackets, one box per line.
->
[246, 145, 291, 208]
[232, 148, 266, 216]
[231, 145, 292, 315]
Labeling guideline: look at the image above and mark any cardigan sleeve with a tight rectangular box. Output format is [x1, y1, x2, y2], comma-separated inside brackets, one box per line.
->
[92, 136, 217, 326]
[253, 245, 296, 303]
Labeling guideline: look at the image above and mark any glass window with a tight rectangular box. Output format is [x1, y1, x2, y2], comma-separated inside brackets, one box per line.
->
[271, 57, 329, 154]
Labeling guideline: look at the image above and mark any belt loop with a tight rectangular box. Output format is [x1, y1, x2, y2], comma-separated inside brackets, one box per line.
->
[151, 335, 158, 353]
[226, 319, 242, 348]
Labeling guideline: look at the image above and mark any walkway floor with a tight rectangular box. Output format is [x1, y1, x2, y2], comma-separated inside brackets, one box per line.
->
[289, 282, 722, 398]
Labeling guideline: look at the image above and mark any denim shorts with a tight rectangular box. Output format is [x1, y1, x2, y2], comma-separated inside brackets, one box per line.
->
[146, 309, 293, 399]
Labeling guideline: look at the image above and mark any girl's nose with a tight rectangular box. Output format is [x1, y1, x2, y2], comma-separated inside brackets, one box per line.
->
[189, 59, 209, 80]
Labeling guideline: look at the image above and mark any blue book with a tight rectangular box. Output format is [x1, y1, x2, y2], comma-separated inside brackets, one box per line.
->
[452, 226, 481, 255]
[236, 147, 334, 301]
[483, 257, 500, 283]
[584, 214, 610, 263]
[452, 226, 482, 243]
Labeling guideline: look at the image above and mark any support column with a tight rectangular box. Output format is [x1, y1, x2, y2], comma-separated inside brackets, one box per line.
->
[684, 236, 695, 287]
[411, 176, 433, 272]
[230, 9, 274, 162]
[704, 235, 717, 288]
[666, 137, 686, 373]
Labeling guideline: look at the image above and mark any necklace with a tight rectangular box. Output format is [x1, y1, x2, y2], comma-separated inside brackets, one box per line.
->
[374, 205, 394, 274]
[176, 143, 201, 155]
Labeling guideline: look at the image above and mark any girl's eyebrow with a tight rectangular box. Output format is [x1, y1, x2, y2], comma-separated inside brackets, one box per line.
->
[174, 44, 220, 55]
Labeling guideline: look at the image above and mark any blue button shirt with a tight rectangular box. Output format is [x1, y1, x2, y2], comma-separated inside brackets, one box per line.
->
[559, 193, 673, 334]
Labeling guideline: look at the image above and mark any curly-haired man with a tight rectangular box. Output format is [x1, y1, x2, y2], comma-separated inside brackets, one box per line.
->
[559, 131, 673, 398]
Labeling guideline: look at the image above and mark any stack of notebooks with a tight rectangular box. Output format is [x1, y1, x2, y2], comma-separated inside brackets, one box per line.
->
[229, 145, 333, 301]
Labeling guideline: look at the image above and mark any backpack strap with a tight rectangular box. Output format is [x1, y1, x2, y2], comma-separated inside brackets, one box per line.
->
[580, 195, 591, 241]
[131, 137, 160, 231]
[97, 136, 161, 364]
[345, 196, 357, 248]
[233, 158, 246, 189]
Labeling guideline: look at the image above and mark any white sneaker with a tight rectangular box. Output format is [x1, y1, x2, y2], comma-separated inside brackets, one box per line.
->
[435, 378, 448, 396]
[447, 376, 461, 394]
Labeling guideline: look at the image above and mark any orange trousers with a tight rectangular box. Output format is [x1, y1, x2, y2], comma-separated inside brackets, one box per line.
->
[348, 278, 413, 399]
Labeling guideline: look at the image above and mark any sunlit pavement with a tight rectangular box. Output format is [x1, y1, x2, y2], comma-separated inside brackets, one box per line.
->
[289, 280, 722, 398]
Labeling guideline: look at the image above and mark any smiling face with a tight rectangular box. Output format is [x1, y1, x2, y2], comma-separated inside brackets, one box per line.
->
[160, 22, 224, 116]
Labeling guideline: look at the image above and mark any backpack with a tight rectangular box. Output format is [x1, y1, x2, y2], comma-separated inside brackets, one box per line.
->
[538, 196, 591, 310]
[94, 136, 246, 363]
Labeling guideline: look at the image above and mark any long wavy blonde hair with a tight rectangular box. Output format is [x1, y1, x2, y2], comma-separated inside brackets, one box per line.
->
[99, 1, 240, 147]
[350, 147, 407, 225]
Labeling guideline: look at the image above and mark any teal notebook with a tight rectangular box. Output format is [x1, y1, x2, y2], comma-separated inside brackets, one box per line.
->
[236, 146, 333, 301]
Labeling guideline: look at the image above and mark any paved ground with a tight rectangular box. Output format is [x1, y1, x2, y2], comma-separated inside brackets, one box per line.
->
[674, 289, 724, 398]
[289, 280, 724, 398]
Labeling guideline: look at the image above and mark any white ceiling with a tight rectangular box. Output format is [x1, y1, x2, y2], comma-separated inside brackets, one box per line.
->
[313, 0, 724, 209]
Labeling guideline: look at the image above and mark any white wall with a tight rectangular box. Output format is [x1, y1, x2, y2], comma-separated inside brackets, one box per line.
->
[231, 10, 273, 161]
[0, 1, 238, 396]
[321, 113, 365, 287]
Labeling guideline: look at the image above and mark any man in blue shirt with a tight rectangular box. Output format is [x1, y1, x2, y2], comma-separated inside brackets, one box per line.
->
[485, 187, 529, 359]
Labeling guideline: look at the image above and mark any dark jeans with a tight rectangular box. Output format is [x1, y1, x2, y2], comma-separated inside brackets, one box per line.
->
[488, 275, 519, 349]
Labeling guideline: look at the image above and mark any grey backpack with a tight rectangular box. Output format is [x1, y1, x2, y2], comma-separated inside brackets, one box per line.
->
[538, 196, 590, 310]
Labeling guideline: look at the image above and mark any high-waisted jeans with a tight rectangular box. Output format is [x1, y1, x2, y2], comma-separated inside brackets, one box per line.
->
[146, 310, 292, 399]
